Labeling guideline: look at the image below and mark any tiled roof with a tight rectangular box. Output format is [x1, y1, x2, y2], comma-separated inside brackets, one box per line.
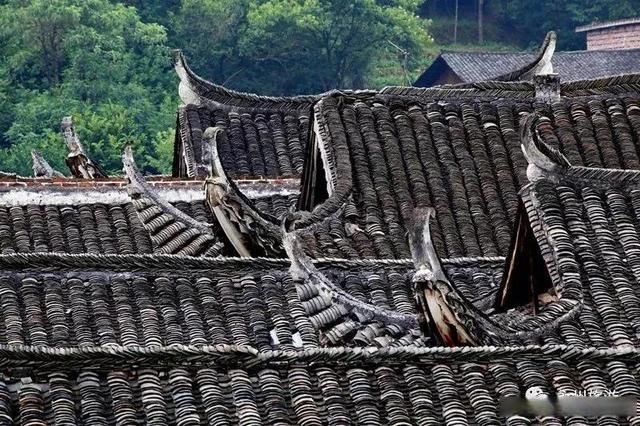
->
[0, 253, 502, 349]
[576, 17, 640, 32]
[5, 53, 640, 423]
[0, 248, 637, 423]
[0, 181, 298, 256]
[0, 344, 639, 424]
[298, 86, 640, 259]
[176, 104, 310, 178]
[419, 49, 640, 84]
[524, 166, 640, 348]
[171, 51, 376, 179]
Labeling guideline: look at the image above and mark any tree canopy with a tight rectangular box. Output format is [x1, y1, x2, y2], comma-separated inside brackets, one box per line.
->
[0, 0, 635, 175]
[0, 0, 432, 176]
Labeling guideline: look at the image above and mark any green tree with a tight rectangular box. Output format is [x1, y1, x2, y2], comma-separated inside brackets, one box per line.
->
[172, 0, 432, 94]
[172, 0, 248, 87]
[494, 0, 640, 49]
[0, 0, 176, 175]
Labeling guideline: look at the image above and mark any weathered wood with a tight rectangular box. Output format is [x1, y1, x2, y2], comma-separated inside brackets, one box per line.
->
[60, 116, 107, 179]
[202, 126, 284, 257]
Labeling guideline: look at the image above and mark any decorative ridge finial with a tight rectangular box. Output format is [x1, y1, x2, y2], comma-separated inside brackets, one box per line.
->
[121, 145, 212, 233]
[31, 150, 64, 178]
[60, 116, 107, 179]
[533, 31, 557, 76]
[60, 116, 85, 156]
[173, 50, 202, 106]
[520, 113, 570, 182]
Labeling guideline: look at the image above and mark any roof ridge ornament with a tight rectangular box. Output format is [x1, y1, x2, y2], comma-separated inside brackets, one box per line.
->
[203, 127, 284, 257]
[121, 145, 213, 234]
[409, 207, 480, 345]
[282, 224, 419, 329]
[531, 32, 560, 101]
[60, 116, 107, 179]
[31, 150, 64, 178]
[172, 49, 318, 110]
[520, 113, 571, 182]
[484, 31, 557, 83]
[531, 31, 556, 77]
[408, 208, 579, 346]
[173, 50, 202, 106]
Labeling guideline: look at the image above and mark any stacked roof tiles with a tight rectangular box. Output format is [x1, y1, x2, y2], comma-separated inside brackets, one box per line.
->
[177, 104, 310, 178]
[2, 43, 640, 423]
[290, 87, 640, 261]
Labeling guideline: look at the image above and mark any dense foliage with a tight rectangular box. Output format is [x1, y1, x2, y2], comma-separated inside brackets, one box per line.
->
[0, 0, 634, 175]
[425, 0, 640, 50]
[0, 0, 432, 175]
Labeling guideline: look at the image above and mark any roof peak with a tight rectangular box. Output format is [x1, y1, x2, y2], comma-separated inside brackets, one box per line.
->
[172, 49, 320, 111]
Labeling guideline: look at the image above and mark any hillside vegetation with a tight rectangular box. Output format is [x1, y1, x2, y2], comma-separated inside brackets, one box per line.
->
[0, 0, 634, 175]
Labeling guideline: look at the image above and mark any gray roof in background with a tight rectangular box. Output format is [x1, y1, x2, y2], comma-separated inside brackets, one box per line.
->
[439, 49, 640, 82]
[576, 17, 640, 32]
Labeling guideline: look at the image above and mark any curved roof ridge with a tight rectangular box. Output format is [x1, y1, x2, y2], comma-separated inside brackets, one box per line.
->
[381, 80, 535, 98]
[385, 71, 640, 99]
[173, 49, 322, 111]
[491, 31, 557, 81]
[561, 72, 640, 94]
[123, 146, 213, 234]
[565, 165, 640, 186]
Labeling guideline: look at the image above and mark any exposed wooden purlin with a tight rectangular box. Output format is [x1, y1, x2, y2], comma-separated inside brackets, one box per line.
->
[202, 126, 284, 257]
[31, 150, 64, 178]
[122, 146, 224, 257]
[60, 116, 108, 179]
[520, 113, 570, 182]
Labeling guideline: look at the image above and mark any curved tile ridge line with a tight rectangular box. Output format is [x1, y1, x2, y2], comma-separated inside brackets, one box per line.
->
[383, 72, 640, 99]
[122, 146, 213, 234]
[286, 206, 577, 344]
[289, 96, 354, 230]
[520, 113, 571, 183]
[0, 343, 638, 368]
[521, 112, 640, 187]
[173, 50, 379, 111]
[0, 251, 505, 273]
[381, 81, 534, 98]
[283, 226, 420, 329]
[565, 165, 640, 187]
[313, 100, 337, 195]
[561, 72, 640, 94]
[203, 127, 285, 256]
[490, 30, 556, 82]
